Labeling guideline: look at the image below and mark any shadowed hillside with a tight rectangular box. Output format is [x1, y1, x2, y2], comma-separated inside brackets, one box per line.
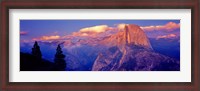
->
[20, 52, 55, 71]
[20, 41, 66, 71]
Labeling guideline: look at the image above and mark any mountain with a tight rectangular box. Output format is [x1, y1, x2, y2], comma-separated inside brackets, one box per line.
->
[20, 24, 180, 71]
[99, 24, 152, 49]
[92, 24, 179, 71]
[64, 24, 157, 71]
[92, 45, 179, 71]
[65, 45, 104, 71]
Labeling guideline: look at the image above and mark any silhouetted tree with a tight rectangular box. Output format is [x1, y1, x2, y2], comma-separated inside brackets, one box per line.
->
[54, 44, 66, 71]
[32, 41, 42, 61]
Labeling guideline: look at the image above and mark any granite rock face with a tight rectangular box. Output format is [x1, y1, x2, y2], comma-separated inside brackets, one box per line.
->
[99, 24, 152, 49]
[92, 45, 180, 71]
[92, 24, 179, 71]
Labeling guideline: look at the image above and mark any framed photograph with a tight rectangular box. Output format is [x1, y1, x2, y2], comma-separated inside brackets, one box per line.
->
[1, 0, 199, 91]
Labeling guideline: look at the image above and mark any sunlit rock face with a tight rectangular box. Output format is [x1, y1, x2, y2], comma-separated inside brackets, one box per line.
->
[92, 24, 179, 71]
[124, 24, 152, 49]
[99, 24, 152, 50]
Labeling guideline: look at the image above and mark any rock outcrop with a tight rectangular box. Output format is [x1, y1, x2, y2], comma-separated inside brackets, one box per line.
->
[100, 24, 152, 49]
[92, 24, 179, 71]
[92, 45, 180, 71]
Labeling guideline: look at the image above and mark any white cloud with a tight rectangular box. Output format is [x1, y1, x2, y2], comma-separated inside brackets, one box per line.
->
[79, 25, 111, 33]
[33, 35, 60, 41]
[156, 34, 177, 39]
[141, 22, 180, 32]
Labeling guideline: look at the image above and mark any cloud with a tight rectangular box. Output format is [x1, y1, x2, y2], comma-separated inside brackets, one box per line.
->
[156, 34, 177, 39]
[20, 31, 28, 35]
[79, 25, 112, 33]
[71, 25, 115, 38]
[117, 23, 127, 30]
[33, 35, 60, 41]
[141, 22, 180, 32]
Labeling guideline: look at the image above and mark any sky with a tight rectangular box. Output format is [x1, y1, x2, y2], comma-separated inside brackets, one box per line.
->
[20, 20, 180, 42]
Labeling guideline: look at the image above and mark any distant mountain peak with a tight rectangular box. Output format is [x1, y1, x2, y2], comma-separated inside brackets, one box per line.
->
[100, 24, 153, 49]
[124, 24, 152, 48]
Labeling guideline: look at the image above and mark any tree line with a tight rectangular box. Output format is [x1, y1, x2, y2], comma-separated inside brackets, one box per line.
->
[20, 41, 66, 71]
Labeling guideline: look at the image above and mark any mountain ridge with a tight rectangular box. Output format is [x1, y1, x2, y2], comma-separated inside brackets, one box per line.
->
[92, 24, 179, 71]
[99, 24, 152, 50]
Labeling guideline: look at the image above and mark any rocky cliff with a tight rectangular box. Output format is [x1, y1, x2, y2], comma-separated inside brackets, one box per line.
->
[92, 24, 179, 71]
[100, 24, 152, 49]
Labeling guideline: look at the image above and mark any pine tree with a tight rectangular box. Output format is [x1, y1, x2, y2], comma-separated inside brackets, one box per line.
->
[54, 44, 66, 71]
[32, 41, 42, 61]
